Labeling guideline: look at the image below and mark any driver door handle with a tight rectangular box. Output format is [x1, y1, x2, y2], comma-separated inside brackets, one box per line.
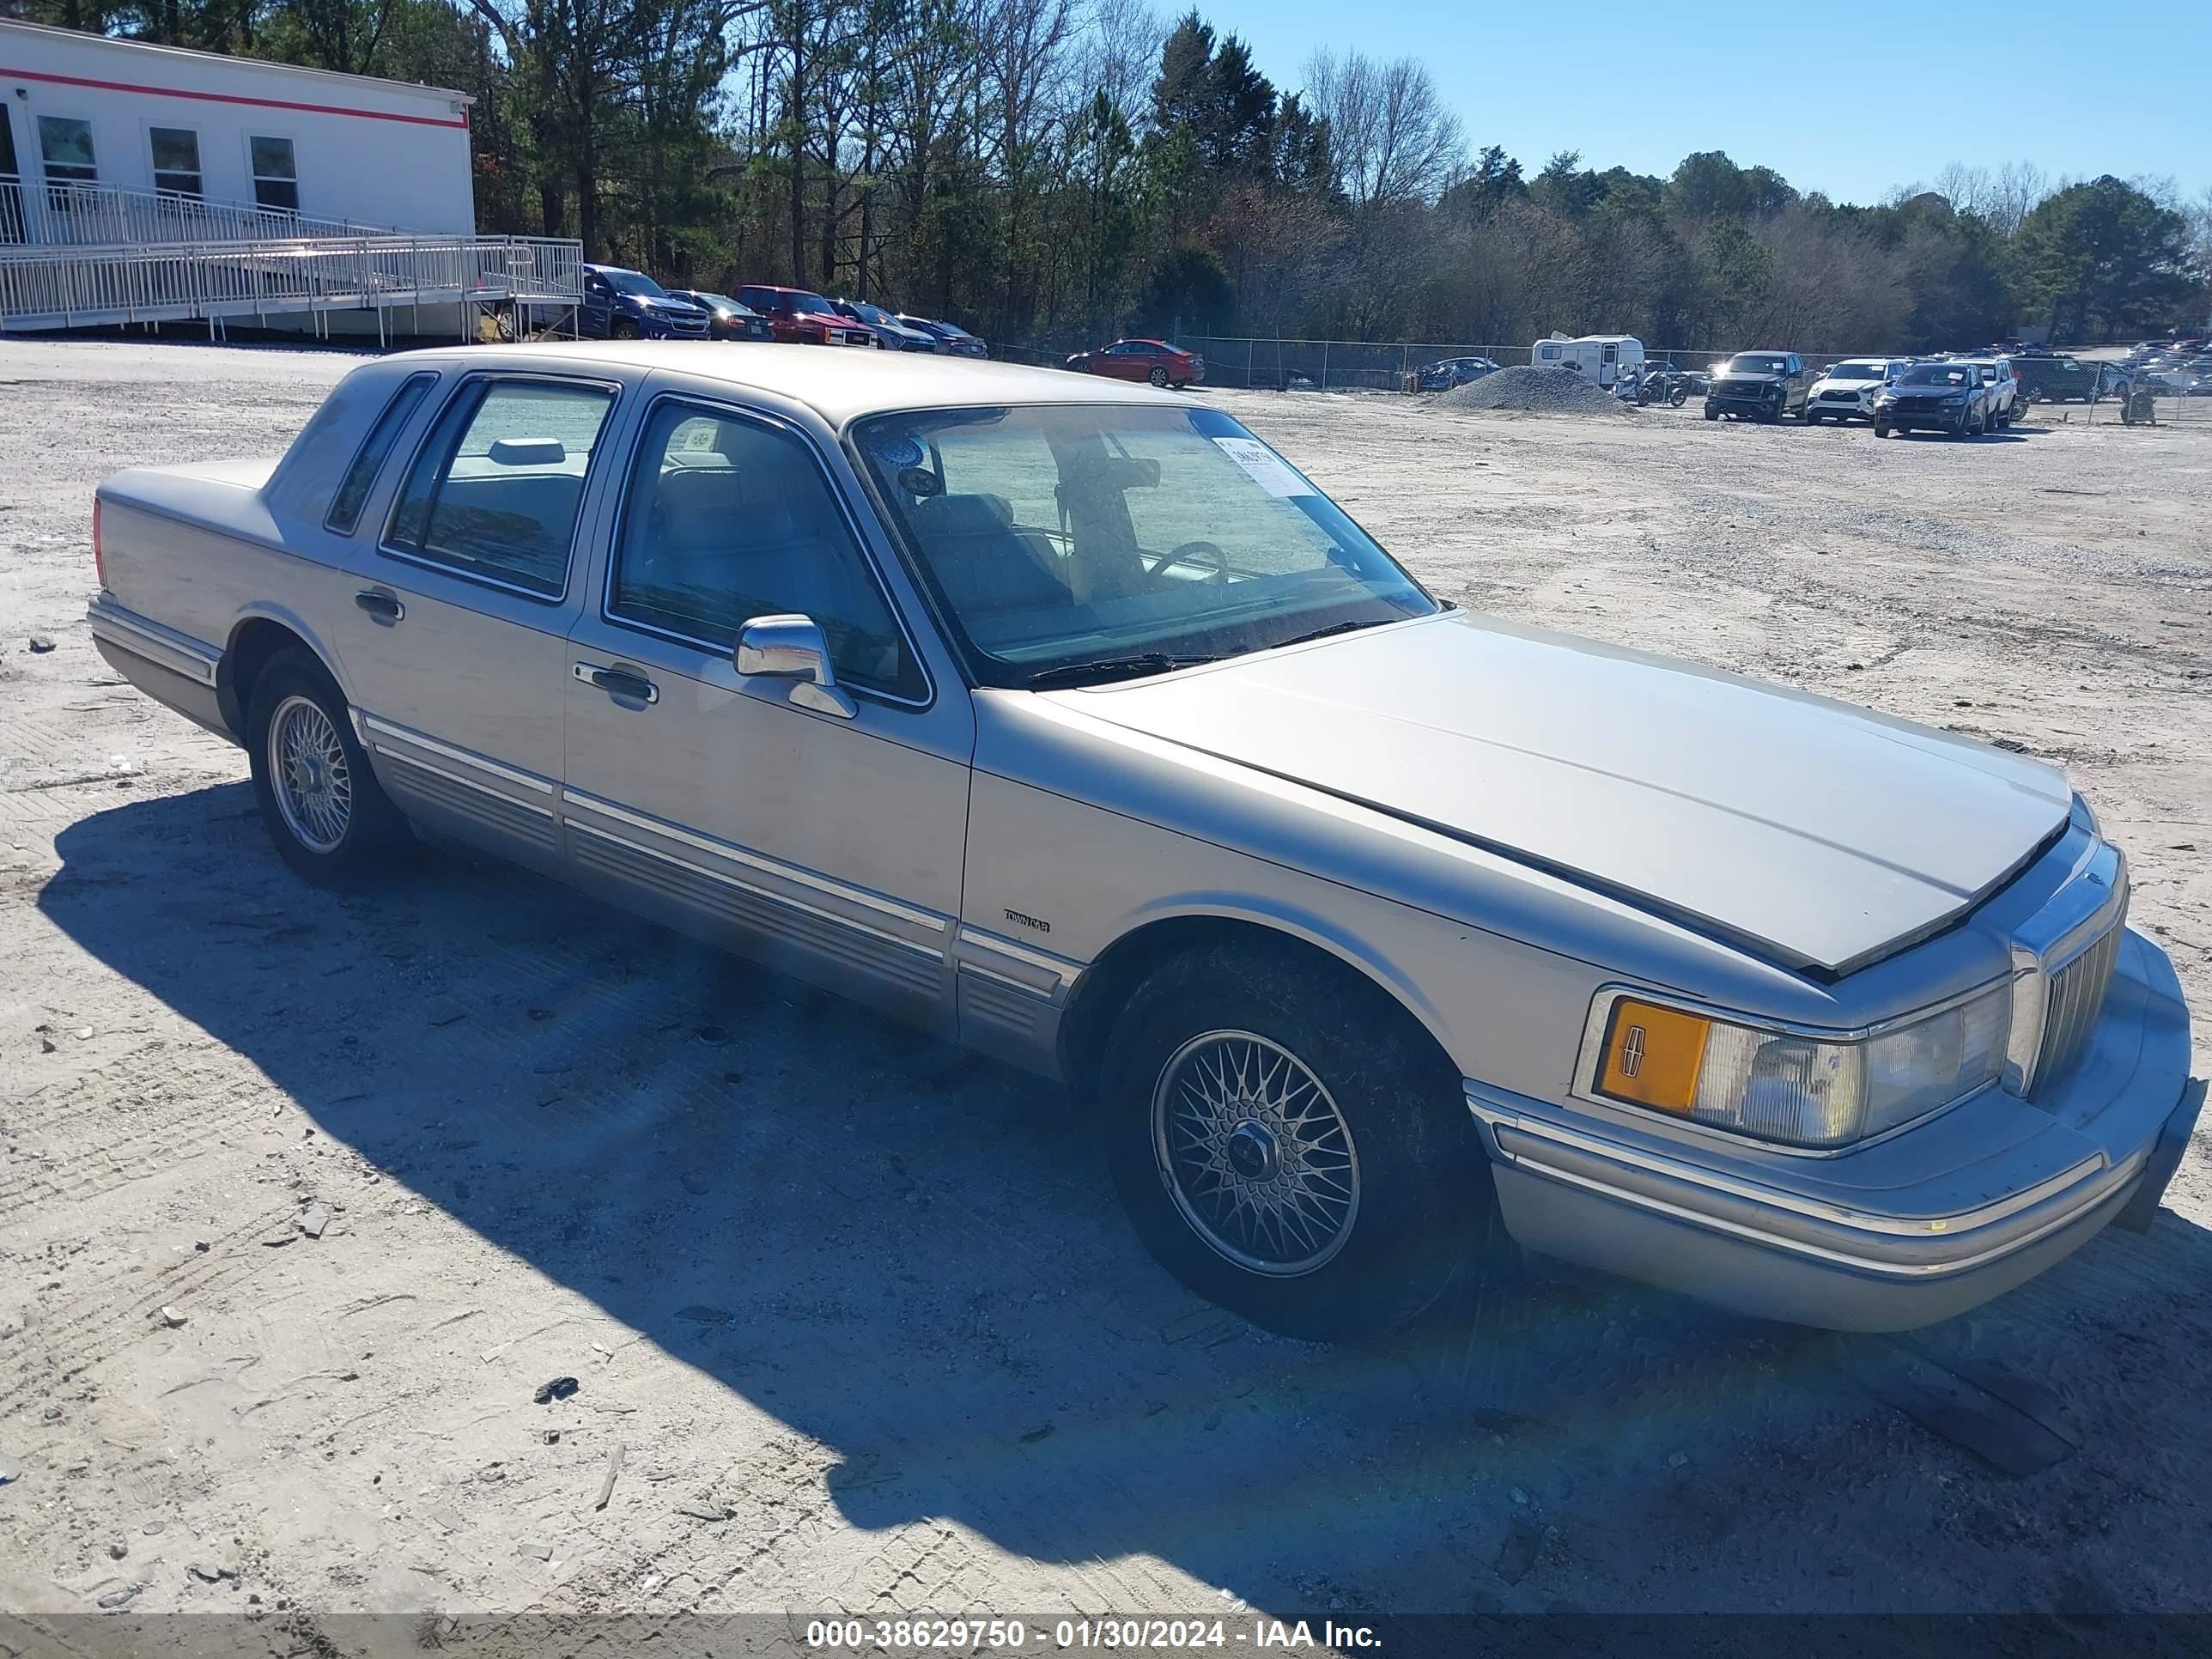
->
[354, 590, 404, 621]
[574, 662, 659, 705]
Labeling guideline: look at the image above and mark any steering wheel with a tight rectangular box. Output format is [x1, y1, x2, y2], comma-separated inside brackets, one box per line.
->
[1149, 539, 1230, 585]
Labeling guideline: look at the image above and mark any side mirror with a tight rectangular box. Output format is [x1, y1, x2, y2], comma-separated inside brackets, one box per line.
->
[735, 614, 856, 720]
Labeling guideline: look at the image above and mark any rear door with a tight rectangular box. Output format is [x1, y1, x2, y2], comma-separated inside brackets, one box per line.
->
[338, 370, 627, 872]
[560, 383, 974, 1029]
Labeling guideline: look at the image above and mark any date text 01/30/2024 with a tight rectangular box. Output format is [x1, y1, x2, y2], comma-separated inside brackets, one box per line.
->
[802, 1618, 1385, 1650]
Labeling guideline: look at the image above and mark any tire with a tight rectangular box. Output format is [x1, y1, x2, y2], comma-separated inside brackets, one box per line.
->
[1669, 386, 1687, 406]
[1148, 366, 1170, 388]
[1099, 939, 1500, 1341]
[1804, 408, 1821, 424]
[245, 648, 411, 890]
[1874, 422, 1892, 438]
[611, 318, 641, 341]
[1704, 404, 1719, 421]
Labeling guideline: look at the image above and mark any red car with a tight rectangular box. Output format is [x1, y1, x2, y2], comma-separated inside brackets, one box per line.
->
[1066, 338, 1205, 389]
[735, 285, 878, 348]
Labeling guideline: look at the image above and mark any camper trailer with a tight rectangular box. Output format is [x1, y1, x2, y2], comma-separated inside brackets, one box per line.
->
[1531, 332, 1645, 388]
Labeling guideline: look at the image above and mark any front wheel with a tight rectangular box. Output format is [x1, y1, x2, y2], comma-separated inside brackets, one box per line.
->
[246, 648, 411, 889]
[1804, 408, 1821, 424]
[1874, 422, 1893, 438]
[1100, 940, 1498, 1341]
[1669, 386, 1688, 406]
[1703, 404, 1719, 421]
[610, 318, 641, 341]
[1148, 366, 1170, 388]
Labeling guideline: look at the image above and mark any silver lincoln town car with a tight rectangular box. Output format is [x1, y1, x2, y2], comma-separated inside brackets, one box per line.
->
[88, 346, 2201, 1340]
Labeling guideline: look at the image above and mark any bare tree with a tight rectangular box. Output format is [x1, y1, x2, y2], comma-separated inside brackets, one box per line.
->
[1301, 48, 1463, 211]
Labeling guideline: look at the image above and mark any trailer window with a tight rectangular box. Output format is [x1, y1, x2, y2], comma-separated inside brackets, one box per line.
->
[149, 127, 202, 198]
[249, 136, 297, 213]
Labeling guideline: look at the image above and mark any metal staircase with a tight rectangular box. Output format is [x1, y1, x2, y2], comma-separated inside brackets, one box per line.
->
[0, 179, 583, 338]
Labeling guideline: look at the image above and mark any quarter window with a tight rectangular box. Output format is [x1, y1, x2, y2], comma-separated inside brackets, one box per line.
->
[248, 135, 298, 212]
[149, 126, 202, 198]
[610, 401, 921, 699]
[37, 116, 97, 185]
[386, 379, 615, 597]
[327, 372, 439, 535]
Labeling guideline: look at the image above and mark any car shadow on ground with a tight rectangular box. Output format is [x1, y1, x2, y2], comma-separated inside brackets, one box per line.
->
[36, 782, 2212, 1613]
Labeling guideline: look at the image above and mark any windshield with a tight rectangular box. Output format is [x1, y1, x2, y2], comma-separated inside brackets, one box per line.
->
[1724, 354, 1790, 375]
[852, 404, 1436, 687]
[602, 270, 665, 297]
[1826, 362, 1886, 380]
[846, 301, 898, 327]
[1899, 364, 1975, 386]
[694, 292, 748, 313]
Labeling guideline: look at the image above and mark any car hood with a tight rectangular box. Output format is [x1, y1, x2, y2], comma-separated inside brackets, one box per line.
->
[1045, 611, 2072, 975]
[1814, 379, 1880, 394]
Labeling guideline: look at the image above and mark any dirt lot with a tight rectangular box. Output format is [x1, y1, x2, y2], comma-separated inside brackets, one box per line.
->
[2, 341, 2209, 1640]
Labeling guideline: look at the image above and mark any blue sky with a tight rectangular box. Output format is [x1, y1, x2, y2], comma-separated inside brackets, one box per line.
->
[1190, 0, 2212, 206]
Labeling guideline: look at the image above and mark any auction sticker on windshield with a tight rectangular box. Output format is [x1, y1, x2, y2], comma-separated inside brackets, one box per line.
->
[1211, 436, 1312, 497]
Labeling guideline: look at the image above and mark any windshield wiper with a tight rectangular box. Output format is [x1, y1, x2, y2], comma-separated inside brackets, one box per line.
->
[1020, 652, 1215, 690]
[1269, 617, 1380, 650]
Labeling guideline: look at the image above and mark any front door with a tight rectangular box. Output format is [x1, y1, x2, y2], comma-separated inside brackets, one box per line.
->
[562, 388, 973, 1028]
[337, 370, 625, 870]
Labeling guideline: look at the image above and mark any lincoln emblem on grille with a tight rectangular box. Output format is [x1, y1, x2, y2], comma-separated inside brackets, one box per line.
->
[1620, 1024, 1647, 1078]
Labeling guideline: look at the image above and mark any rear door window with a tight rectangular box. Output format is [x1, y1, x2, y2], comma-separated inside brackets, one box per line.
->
[385, 378, 616, 598]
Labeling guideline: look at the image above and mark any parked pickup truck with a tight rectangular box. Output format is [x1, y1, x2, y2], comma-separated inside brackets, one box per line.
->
[88, 344, 2201, 1342]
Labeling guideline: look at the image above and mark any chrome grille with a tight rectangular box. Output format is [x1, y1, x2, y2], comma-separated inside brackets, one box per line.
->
[2033, 913, 2124, 1095]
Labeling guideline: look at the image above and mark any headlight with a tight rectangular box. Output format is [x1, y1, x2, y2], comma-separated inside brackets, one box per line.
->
[1587, 986, 2010, 1149]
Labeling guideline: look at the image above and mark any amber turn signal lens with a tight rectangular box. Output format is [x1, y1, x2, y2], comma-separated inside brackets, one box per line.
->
[1596, 1000, 1711, 1115]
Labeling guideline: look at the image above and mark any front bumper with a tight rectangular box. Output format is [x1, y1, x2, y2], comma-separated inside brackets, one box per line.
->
[1467, 928, 2197, 1331]
[1706, 391, 1783, 416]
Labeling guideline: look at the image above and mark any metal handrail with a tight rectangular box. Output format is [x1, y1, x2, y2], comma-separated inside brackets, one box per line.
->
[3, 176, 395, 247]
[0, 231, 584, 331]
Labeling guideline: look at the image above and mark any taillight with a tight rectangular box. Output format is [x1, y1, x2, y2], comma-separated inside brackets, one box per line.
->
[93, 496, 106, 590]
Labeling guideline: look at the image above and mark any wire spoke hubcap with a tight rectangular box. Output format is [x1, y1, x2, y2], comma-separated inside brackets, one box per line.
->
[268, 695, 353, 854]
[1152, 1030, 1361, 1277]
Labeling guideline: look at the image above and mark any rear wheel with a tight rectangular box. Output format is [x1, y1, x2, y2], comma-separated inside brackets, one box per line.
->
[246, 648, 411, 889]
[1100, 939, 1501, 1341]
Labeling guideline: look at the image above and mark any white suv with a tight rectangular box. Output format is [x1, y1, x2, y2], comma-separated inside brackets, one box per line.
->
[1955, 356, 2019, 428]
[1804, 358, 1910, 423]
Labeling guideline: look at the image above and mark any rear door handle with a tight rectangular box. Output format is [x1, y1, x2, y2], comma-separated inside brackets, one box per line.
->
[354, 589, 404, 622]
[574, 662, 659, 704]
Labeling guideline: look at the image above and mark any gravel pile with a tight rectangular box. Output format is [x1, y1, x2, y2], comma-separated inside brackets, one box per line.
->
[1437, 364, 1633, 415]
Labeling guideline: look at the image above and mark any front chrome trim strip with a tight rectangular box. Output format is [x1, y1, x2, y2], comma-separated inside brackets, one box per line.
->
[953, 925, 1084, 994]
[1469, 1082, 2109, 1238]
[86, 596, 220, 688]
[1497, 1143, 2142, 1280]
[376, 749, 557, 818]
[566, 819, 944, 963]
[359, 714, 557, 795]
[559, 787, 947, 936]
